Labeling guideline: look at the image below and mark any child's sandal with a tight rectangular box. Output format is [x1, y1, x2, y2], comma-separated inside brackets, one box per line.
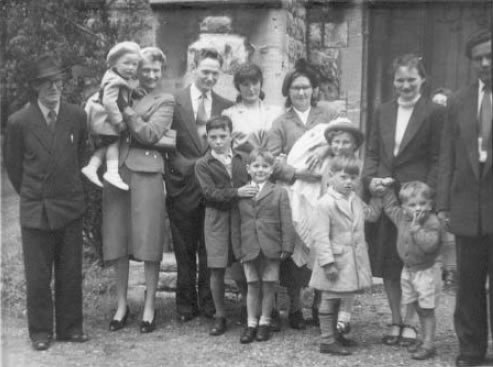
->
[399, 324, 417, 347]
[382, 323, 402, 345]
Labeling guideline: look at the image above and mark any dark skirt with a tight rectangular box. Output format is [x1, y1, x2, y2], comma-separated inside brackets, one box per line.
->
[365, 213, 403, 280]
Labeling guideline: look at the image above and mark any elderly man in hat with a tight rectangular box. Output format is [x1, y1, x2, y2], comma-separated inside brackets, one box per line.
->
[3, 54, 89, 350]
[438, 29, 492, 367]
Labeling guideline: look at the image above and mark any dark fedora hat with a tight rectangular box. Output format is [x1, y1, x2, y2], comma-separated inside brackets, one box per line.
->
[30, 54, 64, 81]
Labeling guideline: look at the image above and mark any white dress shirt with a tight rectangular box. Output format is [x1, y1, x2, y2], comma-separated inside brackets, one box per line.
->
[38, 100, 60, 126]
[293, 106, 311, 125]
[190, 83, 212, 120]
[394, 95, 420, 156]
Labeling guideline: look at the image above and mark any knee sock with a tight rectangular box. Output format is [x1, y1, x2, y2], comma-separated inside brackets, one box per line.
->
[319, 312, 335, 344]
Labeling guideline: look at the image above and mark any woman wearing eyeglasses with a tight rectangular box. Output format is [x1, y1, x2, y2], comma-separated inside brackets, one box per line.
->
[267, 59, 339, 331]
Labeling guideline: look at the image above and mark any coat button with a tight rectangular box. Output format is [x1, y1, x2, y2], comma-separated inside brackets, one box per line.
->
[145, 151, 150, 156]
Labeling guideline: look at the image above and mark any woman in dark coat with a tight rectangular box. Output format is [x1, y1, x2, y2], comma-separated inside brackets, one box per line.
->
[362, 54, 445, 345]
[102, 47, 174, 333]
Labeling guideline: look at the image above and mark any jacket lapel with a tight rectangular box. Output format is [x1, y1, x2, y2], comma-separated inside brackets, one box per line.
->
[287, 108, 305, 129]
[380, 102, 397, 160]
[460, 85, 481, 179]
[28, 103, 55, 153]
[256, 181, 274, 202]
[397, 97, 427, 156]
[177, 86, 204, 153]
[306, 107, 322, 130]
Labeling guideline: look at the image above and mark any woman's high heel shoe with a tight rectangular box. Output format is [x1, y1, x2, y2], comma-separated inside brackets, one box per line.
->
[140, 311, 156, 334]
[109, 306, 130, 332]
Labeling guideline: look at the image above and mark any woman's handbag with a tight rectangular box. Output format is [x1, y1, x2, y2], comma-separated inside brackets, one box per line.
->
[154, 129, 177, 151]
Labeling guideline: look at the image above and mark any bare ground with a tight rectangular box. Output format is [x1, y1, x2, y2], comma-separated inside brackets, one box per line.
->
[1, 169, 491, 367]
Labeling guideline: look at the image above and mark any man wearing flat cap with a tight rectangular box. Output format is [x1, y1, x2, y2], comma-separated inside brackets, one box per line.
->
[437, 29, 492, 367]
[3, 54, 89, 350]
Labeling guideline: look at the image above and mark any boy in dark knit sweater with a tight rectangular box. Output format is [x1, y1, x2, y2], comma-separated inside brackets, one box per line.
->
[380, 180, 442, 360]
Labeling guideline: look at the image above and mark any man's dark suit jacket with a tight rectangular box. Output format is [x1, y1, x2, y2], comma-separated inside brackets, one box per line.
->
[437, 83, 493, 236]
[4, 101, 87, 230]
[164, 85, 233, 208]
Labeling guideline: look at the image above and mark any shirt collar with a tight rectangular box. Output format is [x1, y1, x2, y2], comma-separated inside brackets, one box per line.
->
[327, 186, 354, 201]
[191, 83, 211, 101]
[38, 100, 60, 118]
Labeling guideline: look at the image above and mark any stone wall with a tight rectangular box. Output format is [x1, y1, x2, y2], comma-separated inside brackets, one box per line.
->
[307, 1, 364, 125]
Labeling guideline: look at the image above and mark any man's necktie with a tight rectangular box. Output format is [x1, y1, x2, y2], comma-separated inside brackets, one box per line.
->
[479, 85, 492, 163]
[196, 93, 208, 148]
[47, 109, 57, 131]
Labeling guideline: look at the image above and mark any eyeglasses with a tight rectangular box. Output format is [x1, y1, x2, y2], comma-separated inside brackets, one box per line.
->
[41, 79, 63, 88]
[289, 85, 312, 92]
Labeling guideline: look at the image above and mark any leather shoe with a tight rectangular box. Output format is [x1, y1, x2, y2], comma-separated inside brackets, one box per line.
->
[32, 339, 51, 351]
[336, 332, 358, 347]
[140, 312, 156, 333]
[319, 341, 352, 355]
[240, 327, 257, 344]
[411, 345, 436, 360]
[270, 309, 281, 332]
[382, 323, 402, 345]
[256, 325, 270, 342]
[57, 332, 89, 343]
[456, 356, 484, 367]
[109, 306, 130, 331]
[209, 317, 227, 336]
[288, 310, 306, 330]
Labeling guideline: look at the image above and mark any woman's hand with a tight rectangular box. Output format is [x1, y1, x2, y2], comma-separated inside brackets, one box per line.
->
[323, 263, 339, 281]
[237, 184, 259, 198]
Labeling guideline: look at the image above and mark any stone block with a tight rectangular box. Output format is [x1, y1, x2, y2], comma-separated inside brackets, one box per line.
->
[160, 252, 177, 273]
[200, 16, 232, 33]
[324, 21, 348, 48]
[309, 23, 322, 48]
[158, 272, 177, 291]
[295, 17, 306, 40]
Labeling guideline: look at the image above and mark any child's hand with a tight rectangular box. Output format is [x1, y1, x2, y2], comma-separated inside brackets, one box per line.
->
[237, 184, 259, 198]
[323, 263, 339, 281]
[280, 251, 291, 261]
[412, 210, 429, 226]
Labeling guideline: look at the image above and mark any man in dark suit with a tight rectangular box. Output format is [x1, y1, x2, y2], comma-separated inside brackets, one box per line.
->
[3, 55, 89, 350]
[165, 48, 233, 321]
[437, 29, 492, 367]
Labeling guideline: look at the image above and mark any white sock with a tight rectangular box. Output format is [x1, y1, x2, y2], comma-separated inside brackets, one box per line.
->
[247, 317, 258, 328]
[106, 160, 119, 175]
[259, 315, 271, 326]
[85, 155, 102, 170]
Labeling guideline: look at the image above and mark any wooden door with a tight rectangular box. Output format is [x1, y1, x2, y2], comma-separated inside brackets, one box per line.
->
[366, 0, 491, 127]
